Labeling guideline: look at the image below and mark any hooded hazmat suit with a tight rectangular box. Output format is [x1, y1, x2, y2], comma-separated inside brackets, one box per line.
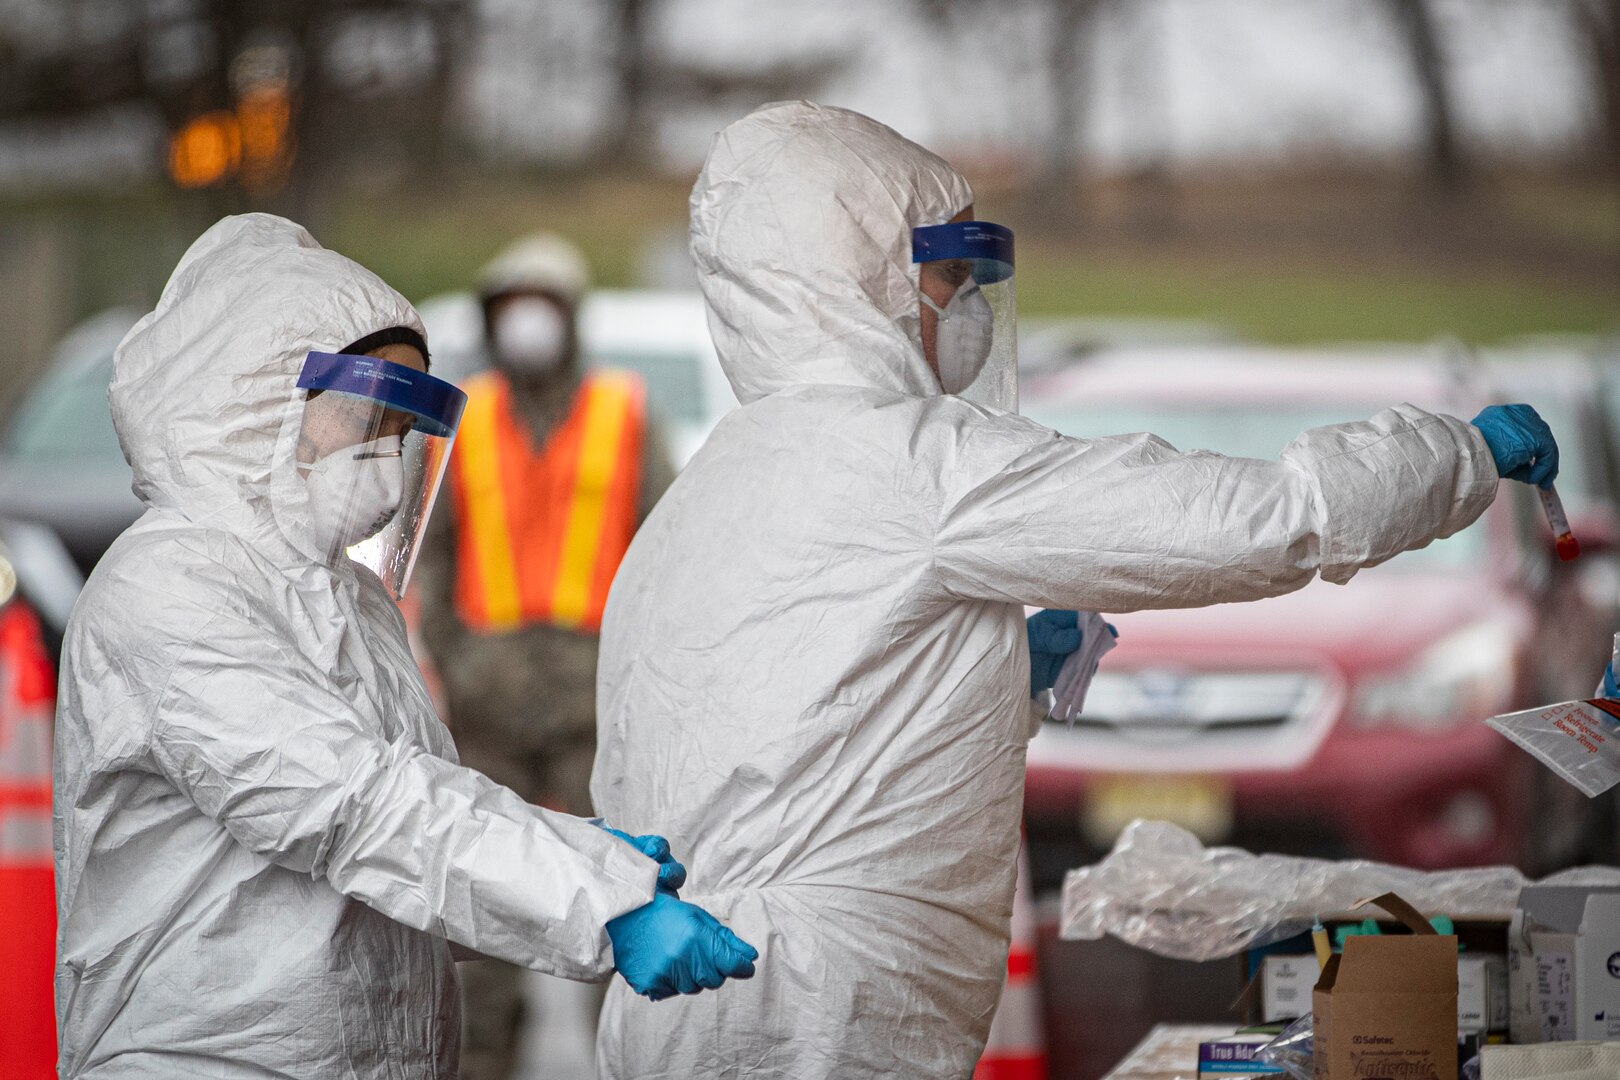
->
[53, 214, 661, 1080]
[589, 102, 1501, 1078]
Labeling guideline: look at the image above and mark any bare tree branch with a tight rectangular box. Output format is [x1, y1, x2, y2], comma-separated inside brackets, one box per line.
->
[1571, 0, 1620, 190]
[1378, 0, 1468, 193]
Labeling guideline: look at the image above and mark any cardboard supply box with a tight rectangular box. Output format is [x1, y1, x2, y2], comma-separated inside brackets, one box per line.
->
[1312, 893, 1458, 1080]
[1456, 954, 1508, 1034]
[1573, 892, 1620, 1041]
[1262, 955, 1321, 1023]
[1508, 884, 1620, 1043]
[1196, 1035, 1285, 1078]
[1262, 952, 1505, 1032]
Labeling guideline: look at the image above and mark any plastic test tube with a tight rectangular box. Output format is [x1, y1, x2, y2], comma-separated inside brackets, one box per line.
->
[1540, 484, 1581, 562]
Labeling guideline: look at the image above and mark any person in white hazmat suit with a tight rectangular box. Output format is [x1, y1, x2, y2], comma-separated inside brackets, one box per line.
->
[590, 101, 1559, 1078]
[52, 213, 755, 1080]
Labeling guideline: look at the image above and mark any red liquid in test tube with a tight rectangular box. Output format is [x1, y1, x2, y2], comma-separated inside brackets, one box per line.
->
[1540, 484, 1581, 561]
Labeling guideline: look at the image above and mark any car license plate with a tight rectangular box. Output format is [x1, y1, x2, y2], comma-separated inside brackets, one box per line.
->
[1082, 773, 1235, 849]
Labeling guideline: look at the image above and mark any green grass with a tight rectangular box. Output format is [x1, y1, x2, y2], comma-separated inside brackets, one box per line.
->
[7, 174, 1617, 354]
[319, 173, 689, 303]
[1500, 184, 1620, 250]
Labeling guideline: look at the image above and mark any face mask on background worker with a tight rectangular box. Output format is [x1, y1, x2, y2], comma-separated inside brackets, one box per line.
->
[289, 349, 467, 597]
[912, 219, 1017, 411]
[492, 295, 571, 374]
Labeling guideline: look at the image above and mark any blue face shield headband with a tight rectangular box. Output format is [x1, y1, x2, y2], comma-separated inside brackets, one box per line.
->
[910, 220, 1015, 284]
[297, 351, 467, 438]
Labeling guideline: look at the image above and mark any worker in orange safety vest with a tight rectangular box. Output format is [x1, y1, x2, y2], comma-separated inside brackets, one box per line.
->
[414, 233, 675, 1080]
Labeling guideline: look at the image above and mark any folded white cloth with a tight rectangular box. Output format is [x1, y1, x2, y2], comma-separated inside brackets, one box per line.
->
[1482, 1042, 1620, 1080]
[1050, 611, 1117, 726]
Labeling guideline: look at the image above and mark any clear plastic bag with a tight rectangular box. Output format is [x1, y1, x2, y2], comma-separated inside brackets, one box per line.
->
[1060, 820, 1620, 960]
[1487, 699, 1620, 798]
[1255, 1013, 1313, 1080]
[1487, 630, 1620, 799]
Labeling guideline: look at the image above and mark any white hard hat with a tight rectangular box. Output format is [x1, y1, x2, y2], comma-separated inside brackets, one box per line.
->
[479, 232, 590, 304]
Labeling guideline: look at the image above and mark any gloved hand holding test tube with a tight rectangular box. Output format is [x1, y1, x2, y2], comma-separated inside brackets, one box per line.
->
[1469, 404, 1573, 560]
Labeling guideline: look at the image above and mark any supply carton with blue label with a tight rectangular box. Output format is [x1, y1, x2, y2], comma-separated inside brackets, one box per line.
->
[1197, 1034, 1285, 1078]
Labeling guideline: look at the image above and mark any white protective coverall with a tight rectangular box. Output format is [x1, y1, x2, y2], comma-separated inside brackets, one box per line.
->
[590, 102, 1500, 1078]
[53, 214, 660, 1080]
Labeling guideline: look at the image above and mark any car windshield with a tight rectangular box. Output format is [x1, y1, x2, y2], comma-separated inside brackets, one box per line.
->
[587, 348, 706, 425]
[1023, 400, 1485, 571]
[4, 351, 123, 464]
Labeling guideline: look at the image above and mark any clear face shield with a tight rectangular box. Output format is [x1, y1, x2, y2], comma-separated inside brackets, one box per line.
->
[295, 352, 467, 599]
[911, 220, 1017, 413]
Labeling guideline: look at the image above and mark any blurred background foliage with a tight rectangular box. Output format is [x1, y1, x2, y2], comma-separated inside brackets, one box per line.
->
[0, 0, 1614, 397]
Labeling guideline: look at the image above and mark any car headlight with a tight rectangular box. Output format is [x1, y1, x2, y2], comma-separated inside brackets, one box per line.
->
[1351, 621, 1517, 733]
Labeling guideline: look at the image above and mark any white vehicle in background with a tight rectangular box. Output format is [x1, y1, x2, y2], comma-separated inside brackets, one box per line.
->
[1017, 315, 1234, 376]
[416, 289, 735, 468]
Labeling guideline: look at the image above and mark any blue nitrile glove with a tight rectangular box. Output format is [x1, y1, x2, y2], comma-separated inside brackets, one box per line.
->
[1471, 404, 1559, 489]
[606, 890, 759, 1001]
[593, 822, 687, 892]
[1602, 663, 1618, 700]
[1027, 609, 1083, 698]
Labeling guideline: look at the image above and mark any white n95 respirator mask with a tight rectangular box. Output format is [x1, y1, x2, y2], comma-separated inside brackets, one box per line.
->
[494, 298, 569, 373]
[921, 279, 994, 395]
[303, 435, 405, 555]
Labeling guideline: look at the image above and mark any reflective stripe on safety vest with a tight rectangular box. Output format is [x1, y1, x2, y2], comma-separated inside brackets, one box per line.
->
[452, 370, 646, 634]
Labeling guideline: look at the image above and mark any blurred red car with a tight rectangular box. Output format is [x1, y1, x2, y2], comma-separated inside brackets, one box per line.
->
[1018, 345, 1615, 886]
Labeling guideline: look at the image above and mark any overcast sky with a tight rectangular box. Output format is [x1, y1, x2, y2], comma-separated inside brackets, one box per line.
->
[475, 0, 1593, 171]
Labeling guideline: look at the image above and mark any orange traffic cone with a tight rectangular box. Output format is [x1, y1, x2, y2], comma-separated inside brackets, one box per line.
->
[974, 842, 1047, 1080]
[0, 599, 58, 1078]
